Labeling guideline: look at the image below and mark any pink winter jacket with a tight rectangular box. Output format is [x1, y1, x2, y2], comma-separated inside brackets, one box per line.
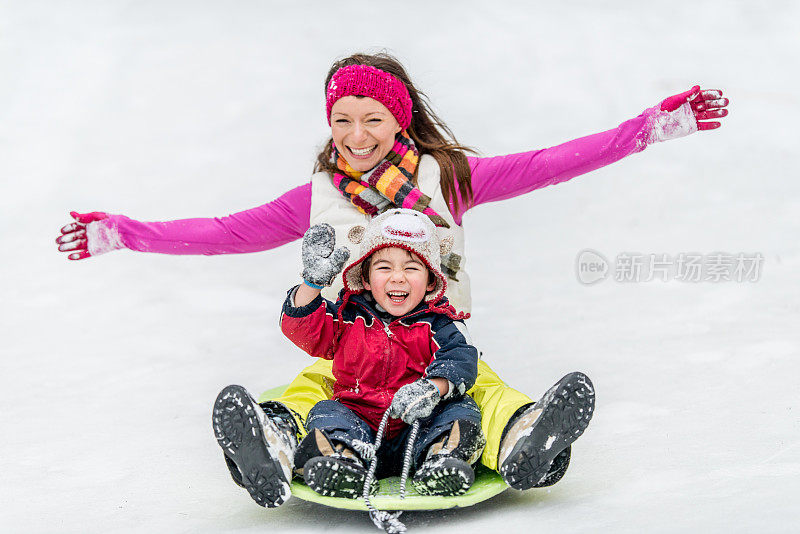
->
[98, 107, 664, 255]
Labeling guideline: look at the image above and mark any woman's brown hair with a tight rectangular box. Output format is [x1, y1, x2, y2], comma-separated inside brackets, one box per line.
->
[314, 52, 475, 215]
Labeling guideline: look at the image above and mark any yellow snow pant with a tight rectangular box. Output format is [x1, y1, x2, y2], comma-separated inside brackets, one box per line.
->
[257, 358, 532, 472]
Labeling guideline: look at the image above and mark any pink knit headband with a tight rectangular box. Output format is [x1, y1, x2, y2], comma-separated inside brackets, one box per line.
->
[326, 65, 413, 129]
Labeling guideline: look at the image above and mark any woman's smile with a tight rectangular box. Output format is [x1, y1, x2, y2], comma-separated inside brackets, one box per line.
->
[347, 145, 378, 158]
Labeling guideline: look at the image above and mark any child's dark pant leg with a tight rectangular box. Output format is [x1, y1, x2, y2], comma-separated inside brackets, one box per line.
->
[299, 400, 374, 457]
[411, 396, 485, 468]
[296, 400, 380, 499]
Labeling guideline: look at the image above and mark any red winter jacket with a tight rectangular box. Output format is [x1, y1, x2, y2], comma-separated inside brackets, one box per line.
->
[280, 288, 478, 438]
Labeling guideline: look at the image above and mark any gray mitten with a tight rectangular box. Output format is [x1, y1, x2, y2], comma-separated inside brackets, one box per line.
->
[302, 223, 350, 287]
[389, 379, 441, 424]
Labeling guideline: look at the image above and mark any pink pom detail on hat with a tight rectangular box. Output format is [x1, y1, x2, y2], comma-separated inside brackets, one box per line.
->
[326, 65, 413, 129]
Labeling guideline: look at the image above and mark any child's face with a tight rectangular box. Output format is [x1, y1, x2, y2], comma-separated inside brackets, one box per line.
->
[363, 247, 435, 317]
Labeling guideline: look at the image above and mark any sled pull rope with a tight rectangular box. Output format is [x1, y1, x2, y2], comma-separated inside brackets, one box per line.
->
[363, 409, 420, 534]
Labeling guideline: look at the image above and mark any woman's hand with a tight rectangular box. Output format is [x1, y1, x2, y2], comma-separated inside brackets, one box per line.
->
[55, 211, 109, 260]
[649, 86, 729, 144]
[661, 85, 729, 130]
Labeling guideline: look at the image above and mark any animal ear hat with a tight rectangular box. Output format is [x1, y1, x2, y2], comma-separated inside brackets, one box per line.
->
[342, 208, 446, 303]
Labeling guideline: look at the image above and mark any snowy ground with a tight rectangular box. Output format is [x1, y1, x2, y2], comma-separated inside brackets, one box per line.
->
[2, 1, 799, 533]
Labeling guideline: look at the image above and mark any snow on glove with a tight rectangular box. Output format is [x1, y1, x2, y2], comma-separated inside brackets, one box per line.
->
[650, 85, 729, 143]
[301, 223, 350, 287]
[389, 378, 441, 424]
[55, 211, 124, 260]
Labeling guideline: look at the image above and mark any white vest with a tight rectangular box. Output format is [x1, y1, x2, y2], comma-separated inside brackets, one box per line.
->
[310, 154, 472, 313]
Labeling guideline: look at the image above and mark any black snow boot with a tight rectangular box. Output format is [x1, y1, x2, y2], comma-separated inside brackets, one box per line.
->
[412, 420, 486, 496]
[498, 372, 595, 490]
[296, 429, 378, 499]
[212, 385, 298, 507]
[413, 456, 474, 496]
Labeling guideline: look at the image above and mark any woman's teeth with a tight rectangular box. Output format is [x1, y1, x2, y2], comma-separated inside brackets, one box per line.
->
[349, 145, 377, 156]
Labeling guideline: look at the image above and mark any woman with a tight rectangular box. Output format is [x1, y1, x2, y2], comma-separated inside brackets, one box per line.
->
[55, 53, 729, 507]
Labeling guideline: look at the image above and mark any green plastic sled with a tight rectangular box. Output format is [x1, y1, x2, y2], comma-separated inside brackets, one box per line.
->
[258, 385, 507, 511]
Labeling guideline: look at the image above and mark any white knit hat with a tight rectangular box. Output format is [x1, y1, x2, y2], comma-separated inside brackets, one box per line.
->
[341, 208, 447, 303]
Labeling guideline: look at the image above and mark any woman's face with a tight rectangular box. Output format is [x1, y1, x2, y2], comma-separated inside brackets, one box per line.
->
[330, 96, 402, 173]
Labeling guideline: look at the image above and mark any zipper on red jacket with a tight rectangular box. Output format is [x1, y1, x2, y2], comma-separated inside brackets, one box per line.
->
[347, 298, 443, 410]
[350, 300, 429, 333]
[349, 303, 394, 336]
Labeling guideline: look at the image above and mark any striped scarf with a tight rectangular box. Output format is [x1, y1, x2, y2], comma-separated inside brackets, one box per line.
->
[331, 131, 450, 228]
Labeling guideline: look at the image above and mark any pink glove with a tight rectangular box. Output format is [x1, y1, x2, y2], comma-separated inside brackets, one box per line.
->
[660, 85, 729, 130]
[648, 85, 729, 144]
[56, 211, 115, 260]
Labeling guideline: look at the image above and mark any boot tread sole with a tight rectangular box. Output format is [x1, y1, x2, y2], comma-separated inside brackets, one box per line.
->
[212, 385, 290, 508]
[412, 457, 474, 496]
[303, 456, 377, 499]
[500, 372, 595, 490]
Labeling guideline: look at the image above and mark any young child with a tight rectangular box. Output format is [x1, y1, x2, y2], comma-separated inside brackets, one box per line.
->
[212, 207, 595, 507]
[281, 208, 485, 498]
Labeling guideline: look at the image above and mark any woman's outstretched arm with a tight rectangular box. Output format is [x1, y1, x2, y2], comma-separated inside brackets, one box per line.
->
[453, 87, 728, 222]
[56, 183, 312, 259]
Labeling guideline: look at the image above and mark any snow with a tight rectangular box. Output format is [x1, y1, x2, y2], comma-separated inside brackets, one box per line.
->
[1, 1, 799, 533]
[85, 219, 124, 256]
[647, 102, 698, 143]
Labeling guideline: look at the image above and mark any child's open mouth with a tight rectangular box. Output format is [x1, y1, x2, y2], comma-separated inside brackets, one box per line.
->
[386, 291, 409, 304]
